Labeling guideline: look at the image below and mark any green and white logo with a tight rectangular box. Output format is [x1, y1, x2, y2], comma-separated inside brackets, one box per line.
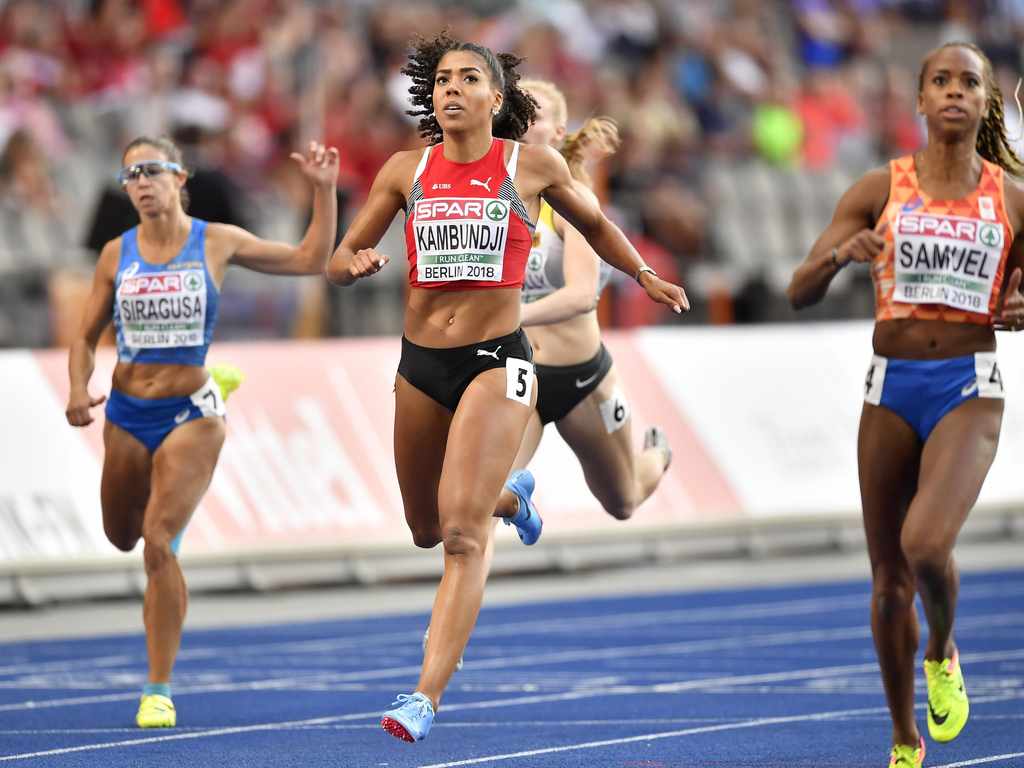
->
[485, 201, 508, 222]
[184, 271, 204, 291]
[979, 223, 1002, 248]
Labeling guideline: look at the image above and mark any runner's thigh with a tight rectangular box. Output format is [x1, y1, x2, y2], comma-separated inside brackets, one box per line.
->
[145, 416, 226, 544]
[555, 366, 635, 504]
[858, 403, 921, 571]
[394, 374, 453, 543]
[902, 397, 1002, 558]
[440, 367, 537, 536]
[101, 420, 154, 549]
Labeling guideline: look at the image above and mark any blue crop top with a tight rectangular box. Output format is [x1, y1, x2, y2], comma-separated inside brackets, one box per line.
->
[112, 218, 220, 365]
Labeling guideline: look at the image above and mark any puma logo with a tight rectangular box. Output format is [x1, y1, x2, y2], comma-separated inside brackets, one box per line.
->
[470, 177, 492, 191]
[476, 346, 500, 360]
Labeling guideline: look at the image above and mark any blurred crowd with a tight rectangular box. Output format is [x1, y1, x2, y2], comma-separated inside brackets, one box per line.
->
[3, 0, 1024, 345]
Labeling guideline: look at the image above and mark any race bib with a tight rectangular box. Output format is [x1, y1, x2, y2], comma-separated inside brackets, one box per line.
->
[598, 386, 630, 434]
[413, 197, 509, 283]
[190, 377, 226, 417]
[893, 213, 1004, 314]
[505, 358, 534, 405]
[117, 263, 207, 348]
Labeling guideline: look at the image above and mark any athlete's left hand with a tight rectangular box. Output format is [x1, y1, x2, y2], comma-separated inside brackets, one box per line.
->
[993, 267, 1024, 331]
[291, 141, 341, 188]
[640, 273, 690, 314]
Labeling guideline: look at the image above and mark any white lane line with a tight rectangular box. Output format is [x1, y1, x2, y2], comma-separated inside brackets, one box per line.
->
[0, 712, 374, 762]
[939, 754, 1024, 767]
[3, 641, 1022, 714]
[413, 706, 893, 768]
[3, 688, 1023, 761]
[4, 589, 1022, 679]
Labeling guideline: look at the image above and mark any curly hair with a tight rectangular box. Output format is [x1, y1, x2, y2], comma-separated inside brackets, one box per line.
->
[918, 42, 1024, 177]
[122, 134, 193, 212]
[519, 78, 619, 189]
[401, 28, 537, 145]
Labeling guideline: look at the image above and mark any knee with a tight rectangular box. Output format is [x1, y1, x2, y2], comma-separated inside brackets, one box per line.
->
[871, 564, 916, 619]
[105, 529, 138, 553]
[441, 525, 485, 558]
[602, 499, 636, 521]
[597, 484, 639, 521]
[141, 527, 176, 572]
[104, 520, 139, 553]
[900, 530, 950, 583]
[409, 526, 442, 549]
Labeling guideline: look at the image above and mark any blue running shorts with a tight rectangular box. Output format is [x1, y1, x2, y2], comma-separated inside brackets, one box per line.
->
[863, 352, 1004, 442]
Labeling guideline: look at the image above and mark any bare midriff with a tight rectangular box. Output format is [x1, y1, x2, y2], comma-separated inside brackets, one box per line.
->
[405, 287, 523, 348]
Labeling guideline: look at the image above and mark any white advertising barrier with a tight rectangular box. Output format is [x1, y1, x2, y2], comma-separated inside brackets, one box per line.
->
[2, 323, 1023, 570]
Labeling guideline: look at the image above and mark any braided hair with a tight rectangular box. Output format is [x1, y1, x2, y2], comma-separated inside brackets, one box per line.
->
[519, 78, 620, 190]
[918, 42, 1024, 177]
[122, 134, 193, 212]
[402, 28, 537, 145]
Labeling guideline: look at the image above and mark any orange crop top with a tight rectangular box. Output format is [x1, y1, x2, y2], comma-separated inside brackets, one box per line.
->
[873, 155, 1014, 324]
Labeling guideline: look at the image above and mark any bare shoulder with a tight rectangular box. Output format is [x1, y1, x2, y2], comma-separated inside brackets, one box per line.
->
[1001, 172, 1024, 232]
[380, 147, 429, 183]
[203, 221, 252, 258]
[838, 163, 892, 222]
[96, 236, 123, 279]
[516, 142, 570, 199]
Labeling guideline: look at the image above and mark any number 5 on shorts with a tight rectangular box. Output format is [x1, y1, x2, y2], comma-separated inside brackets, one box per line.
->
[505, 358, 534, 405]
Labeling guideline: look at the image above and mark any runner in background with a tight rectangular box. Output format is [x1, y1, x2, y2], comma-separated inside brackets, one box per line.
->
[66, 134, 339, 729]
[788, 42, 1024, 768]
[512, 78, 672, 521]
[327, 29, 688, 743]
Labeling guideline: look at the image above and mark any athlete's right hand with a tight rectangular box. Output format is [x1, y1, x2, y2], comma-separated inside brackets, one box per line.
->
[348, 248, 389, 280]
[66, 390, 106, 427]
[835, 219, 889, 266]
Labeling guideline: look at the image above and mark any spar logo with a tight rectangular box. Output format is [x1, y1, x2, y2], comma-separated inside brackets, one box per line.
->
[121, 274, 183, 295]
[898, 214, 977, 242]
[484, 201, 507, 222]
[183, 271, 204, 291]
[979, 223, 1002, 248]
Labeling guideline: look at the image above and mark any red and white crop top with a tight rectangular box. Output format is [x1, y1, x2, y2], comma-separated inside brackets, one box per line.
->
[404, 137, 535, 290]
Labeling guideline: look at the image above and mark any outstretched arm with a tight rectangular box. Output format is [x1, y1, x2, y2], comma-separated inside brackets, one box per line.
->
[521, 201, 602, 327]
[532, 145, 688, 314]
[212, 141, 340, 278]
[788, 166, 889, 310]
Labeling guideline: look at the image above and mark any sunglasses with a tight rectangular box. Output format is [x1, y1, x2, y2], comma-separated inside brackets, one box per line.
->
[118, 160, 183, 186]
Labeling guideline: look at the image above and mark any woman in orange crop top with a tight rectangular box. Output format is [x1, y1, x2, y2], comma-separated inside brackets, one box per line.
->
[788, 42, 1024, 767]
[327, 29, 688, 743]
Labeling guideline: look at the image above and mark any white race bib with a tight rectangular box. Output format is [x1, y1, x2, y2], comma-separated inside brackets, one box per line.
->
[117, 264, 207, 348]
[893, 213, 1004, 314]
[413, 197, 509, 283]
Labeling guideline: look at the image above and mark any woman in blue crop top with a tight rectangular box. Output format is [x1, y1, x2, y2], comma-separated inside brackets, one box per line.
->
[327, 29, 689, 743]
[65, 134, 339, 730]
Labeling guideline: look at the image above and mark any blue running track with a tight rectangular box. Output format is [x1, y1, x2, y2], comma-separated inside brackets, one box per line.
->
[2, 570, 1023, 767]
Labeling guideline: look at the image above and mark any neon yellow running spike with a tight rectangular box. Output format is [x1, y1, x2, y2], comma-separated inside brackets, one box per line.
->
[925, 649, 969, 742]
[136, 694, 176, 727]
[889, 737, 925, 767]
[210, 364, 244, 402]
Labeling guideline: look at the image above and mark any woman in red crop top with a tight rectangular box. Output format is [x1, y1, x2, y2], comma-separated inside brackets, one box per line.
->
[327, 29, 688, 743]
[789, 43, 1024, 767]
